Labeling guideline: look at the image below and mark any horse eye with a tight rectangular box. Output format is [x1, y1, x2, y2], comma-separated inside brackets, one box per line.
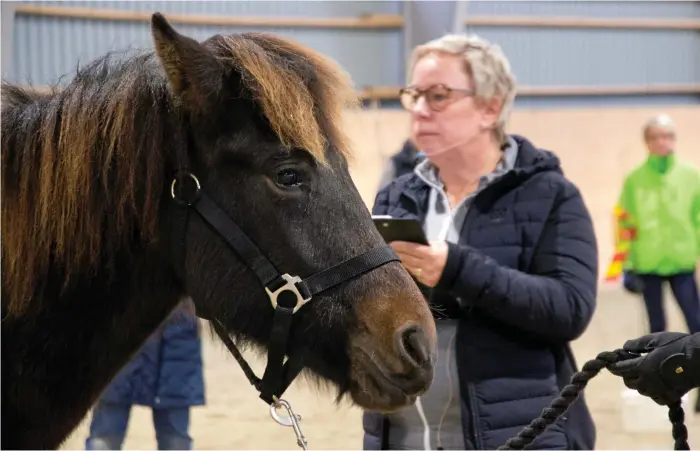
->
[275, 168, 301, 188]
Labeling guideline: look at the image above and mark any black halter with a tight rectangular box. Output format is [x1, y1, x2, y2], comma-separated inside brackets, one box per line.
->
[168, 153, 399, 405]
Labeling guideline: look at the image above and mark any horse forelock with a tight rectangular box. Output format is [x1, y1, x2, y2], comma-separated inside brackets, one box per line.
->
[215, 33, 359, 164]
[1, 51, 176, 315]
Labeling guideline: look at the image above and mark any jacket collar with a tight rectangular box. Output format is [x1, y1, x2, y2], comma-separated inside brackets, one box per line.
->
[392, 135, 563, 210]
[645, 152, 676, 175]
[413, 135, 520, 191]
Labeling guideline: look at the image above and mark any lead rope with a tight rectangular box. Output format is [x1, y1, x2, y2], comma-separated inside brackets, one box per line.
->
[497, 349, 690, 450]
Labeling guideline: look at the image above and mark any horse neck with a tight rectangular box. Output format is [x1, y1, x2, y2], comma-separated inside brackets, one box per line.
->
[2, 246, 183, 448]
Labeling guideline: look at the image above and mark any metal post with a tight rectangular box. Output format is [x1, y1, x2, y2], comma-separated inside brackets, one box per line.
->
[402, 0, 459, 80]
[453, 0, 469, 34]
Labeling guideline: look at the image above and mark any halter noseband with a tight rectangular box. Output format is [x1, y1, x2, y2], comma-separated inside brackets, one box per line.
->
[168, 157, 398, 406]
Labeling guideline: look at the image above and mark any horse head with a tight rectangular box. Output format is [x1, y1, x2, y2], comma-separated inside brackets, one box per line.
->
[150, 14, 437, 412]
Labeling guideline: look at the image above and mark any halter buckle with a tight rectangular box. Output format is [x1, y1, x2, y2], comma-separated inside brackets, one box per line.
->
[265, 274, 310, 314]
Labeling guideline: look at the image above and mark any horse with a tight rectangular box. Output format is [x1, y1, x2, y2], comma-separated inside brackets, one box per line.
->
[1, 13, 437, 449]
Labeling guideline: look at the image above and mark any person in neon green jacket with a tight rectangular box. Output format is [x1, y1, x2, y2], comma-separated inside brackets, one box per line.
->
[617, 114, 700, 338]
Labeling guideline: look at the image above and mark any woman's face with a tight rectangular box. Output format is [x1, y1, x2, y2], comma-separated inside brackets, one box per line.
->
[406, 53, 497, 156]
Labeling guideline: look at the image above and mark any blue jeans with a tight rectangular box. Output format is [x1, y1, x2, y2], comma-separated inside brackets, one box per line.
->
[85, 401, 192, 450]
[639, 272, 700, 334]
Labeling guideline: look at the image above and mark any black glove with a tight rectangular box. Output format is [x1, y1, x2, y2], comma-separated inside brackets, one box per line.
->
[607, 332, 698, 406]
[622, 270, 644, 295]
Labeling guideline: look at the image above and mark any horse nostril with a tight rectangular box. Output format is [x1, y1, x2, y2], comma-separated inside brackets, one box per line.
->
[396, 324, 431, 368]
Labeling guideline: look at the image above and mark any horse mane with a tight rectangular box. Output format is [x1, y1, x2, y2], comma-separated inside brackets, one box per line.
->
[1, 32, 359, 317]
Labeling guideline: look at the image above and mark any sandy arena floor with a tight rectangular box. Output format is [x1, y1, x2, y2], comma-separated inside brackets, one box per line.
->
[60, 286, 699, 450]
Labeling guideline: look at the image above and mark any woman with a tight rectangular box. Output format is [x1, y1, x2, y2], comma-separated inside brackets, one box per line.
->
[364, 34, 598, 450]
[85, 300, 205, 450]
[377, 139, 425, 189]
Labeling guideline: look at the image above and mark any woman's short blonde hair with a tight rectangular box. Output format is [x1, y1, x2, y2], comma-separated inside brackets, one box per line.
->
[409, 34, 517, 145]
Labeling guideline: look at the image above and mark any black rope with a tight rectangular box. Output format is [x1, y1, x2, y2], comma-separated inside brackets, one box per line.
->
[211, 319, 262, 389]
[669, 402, 690, 451]
[497, 349, 690, 450]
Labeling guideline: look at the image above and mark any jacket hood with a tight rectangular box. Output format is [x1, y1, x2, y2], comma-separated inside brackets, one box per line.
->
[509, 134, 563, 178]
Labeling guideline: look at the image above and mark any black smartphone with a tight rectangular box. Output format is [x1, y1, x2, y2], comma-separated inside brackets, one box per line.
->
[372, 215, 429, 245]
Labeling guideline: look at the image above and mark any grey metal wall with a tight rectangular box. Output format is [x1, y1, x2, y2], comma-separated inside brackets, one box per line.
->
[10, 0, 403, 87]
[8, 1, 700, 107]
[464, 1, 700, 88]
[466, 1, 700, 18]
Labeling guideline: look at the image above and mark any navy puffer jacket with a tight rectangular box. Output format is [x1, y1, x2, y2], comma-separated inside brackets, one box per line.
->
[97, 301, 205, 408]
[363, 136, 597, 450]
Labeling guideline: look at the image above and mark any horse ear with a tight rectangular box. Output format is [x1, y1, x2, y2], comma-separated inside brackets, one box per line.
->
[151, 13, 223, 111]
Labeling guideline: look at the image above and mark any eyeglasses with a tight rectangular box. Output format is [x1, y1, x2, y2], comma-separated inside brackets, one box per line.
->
[399, 84, 475, 112]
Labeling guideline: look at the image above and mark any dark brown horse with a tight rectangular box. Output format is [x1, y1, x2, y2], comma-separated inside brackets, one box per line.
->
[1, 13, 436, 449]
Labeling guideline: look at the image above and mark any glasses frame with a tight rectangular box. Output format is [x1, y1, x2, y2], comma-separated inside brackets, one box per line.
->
[398, 84, 475, 112]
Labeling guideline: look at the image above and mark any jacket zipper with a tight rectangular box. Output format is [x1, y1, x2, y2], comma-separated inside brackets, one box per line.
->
[467, 383, 484, 450]
[403, 180, 484, 448]
[462, 203, 480, 448]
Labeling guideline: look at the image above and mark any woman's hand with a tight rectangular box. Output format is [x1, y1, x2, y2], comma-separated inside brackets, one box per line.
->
[390, 240, 448, 287]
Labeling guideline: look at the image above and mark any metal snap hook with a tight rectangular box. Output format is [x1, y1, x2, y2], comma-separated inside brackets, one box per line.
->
[270, 397, 309, 450]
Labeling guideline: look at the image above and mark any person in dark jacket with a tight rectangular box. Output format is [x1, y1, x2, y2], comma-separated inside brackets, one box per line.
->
[363, 33, 598, 450]
[608, 331, 700, 406]
[85, 300, 205, 450]
[378, 139, 425, 189]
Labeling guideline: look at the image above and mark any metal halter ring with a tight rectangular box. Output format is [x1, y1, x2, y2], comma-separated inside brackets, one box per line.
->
[171, 172, 201, 206]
